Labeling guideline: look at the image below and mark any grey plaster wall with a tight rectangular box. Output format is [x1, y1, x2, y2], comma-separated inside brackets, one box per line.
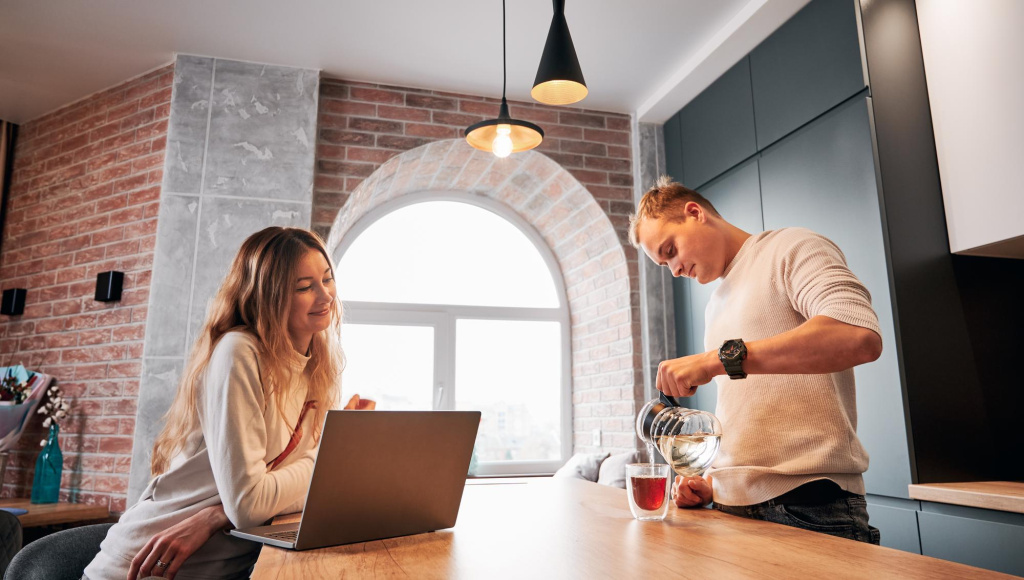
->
[128, 55, 318, 505]
[631, 119, 676, 402]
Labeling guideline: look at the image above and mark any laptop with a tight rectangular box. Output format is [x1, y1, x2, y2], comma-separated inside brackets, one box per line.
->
[230, 409, 481, 550]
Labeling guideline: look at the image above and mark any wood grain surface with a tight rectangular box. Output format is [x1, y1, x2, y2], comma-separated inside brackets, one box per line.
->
[0, 498, 110, 528]
[909, 481, 1024, 514]
[250, 478, 1014, 579]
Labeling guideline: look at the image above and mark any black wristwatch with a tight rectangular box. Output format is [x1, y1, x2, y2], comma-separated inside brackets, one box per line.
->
[718, 338, 748, 380]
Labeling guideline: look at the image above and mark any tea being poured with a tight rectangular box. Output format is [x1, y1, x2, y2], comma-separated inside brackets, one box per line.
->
[636, 394, 723, 477]
[655, 433, 721, 478]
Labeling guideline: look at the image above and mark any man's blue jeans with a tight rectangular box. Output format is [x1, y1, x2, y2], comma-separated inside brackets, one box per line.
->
[714, 494, 881, 544]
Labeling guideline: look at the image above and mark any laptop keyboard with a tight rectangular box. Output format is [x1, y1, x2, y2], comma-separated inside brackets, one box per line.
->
[266, 529, 298, 541]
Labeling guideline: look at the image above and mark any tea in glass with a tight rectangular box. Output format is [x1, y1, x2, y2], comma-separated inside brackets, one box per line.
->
[626, 463, 670, 520]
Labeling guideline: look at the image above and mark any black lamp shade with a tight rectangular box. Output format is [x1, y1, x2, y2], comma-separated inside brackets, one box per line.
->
[532, 0, 588, 105]
[95, 271, 124, 302]
[1, 288, 26, 316]
[465, 99, 544, 155]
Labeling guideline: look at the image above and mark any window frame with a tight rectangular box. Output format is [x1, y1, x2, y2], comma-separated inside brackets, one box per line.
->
[334, 193, 573, 476]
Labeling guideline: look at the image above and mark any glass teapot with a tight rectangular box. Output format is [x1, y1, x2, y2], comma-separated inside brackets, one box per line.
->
[635, 393, 723, 477]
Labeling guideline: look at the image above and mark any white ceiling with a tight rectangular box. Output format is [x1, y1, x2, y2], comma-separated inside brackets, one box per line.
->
[0, 0, 810, 125]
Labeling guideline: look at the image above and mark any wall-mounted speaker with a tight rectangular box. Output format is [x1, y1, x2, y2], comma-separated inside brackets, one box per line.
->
[1, 288, 26, 315]
[95, 271, 124, 302]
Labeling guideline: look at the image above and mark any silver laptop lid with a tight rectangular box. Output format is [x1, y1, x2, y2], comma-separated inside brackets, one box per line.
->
[293, 409, 480, 550]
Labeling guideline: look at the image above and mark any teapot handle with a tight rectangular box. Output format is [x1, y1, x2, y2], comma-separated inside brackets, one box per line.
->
[659, 392, 678, 408]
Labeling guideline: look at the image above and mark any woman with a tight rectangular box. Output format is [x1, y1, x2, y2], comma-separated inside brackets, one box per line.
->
[83, 227, 371, 580]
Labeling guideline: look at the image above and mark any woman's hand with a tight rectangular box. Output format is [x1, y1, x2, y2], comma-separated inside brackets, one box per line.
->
[673, 474, 713, 508]
[343, 394, 376, 410]
[129, 504, 230, 580]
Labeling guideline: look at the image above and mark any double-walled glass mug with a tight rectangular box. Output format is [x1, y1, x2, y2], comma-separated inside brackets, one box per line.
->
[626, 463, 671, 520]
[636, 393, 723, 478]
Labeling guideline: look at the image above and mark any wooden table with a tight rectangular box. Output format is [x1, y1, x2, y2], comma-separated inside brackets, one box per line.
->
[909, 481, 1024, 514]
[0, 498, 110, 528]
[251, 478, 1013, 579]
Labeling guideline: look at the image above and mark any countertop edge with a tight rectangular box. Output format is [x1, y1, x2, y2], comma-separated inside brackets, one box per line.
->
[908, 481, 1024, 515]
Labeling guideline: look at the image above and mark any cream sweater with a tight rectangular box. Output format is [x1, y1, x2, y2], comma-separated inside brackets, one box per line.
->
[704, 228, 880, 507]
[85, 331, 319, 580]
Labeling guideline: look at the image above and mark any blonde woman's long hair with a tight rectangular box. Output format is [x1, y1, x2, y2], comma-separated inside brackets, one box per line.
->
[150, 227, 344, 476]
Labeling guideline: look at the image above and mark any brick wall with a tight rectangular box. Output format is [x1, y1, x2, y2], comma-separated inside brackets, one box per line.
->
[313, 80, 635, 242]
[0, 65, 172, 512]
[314, 80, 643, 452]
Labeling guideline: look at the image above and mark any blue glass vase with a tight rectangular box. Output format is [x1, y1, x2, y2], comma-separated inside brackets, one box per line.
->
[31, 423, 62, 504]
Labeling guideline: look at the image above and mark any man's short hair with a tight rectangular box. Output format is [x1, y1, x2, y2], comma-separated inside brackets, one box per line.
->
[627, 176, 720, 247]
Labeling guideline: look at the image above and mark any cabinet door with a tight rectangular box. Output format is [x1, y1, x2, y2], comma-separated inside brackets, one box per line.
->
[865, 495, 921, 554]
[749, 0, 866, 149]
[663, 112, 684, 185]
[673, 158, 764, 413]
[758, 96, 912, 499]
[919, 505, 1024, 576]
[678, 57, 758, 190]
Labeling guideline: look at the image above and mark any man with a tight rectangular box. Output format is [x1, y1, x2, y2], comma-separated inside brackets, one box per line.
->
[629, 176, 883, 544]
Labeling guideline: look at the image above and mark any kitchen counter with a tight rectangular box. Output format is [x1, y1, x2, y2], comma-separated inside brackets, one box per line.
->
[908, 481, 1024, 514]
[251, 478, 1013, 579]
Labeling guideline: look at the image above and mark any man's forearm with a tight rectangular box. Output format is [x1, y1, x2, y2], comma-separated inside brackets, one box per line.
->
[708, 315, 882, 379]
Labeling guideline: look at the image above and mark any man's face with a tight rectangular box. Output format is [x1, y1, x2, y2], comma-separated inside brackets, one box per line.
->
[636, 209, 725, 284]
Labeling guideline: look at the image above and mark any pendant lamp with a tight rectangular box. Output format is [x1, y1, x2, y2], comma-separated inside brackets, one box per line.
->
[531, 0, 587, 105]
[465, 0, 544, 158]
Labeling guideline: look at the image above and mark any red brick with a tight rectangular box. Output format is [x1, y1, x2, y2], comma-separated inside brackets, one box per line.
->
[316, 143, 346, 161]
[320, 100, 376, 116]
[562, 141, 607, 156]
[139, 86, 172, 110]
[350, 87, 404, 104]
[105, 101, 140, 123]
[136, 119, 168, 141]
[116, 141, 151, 162]
[314, 174, 346, 192]
[79, 328, 112, 345]
[109, 206, 145, 226]
[320, 81, 349, 99]
[559, 111, 606, 128]
[348, 117, 402, 134]
[405, 94, 457, 110]
[377, 105, 431, 122]
[346, 147, 397, 164]
[585, 156, 630, 173]
[584, 128, 631, 146]
[97, 436, 134, 454]
[96, 194, 129, 214]
[111, 324, 145, 342]
[60, 344, 125, 364]
[377, 135, 431, 150]
[60, 133, 91, 154]
[112, 173, 149, 194]
[108, 362, 141, 378]
[431, 111, 481, 126]
[405, 123, 457, 138]
[317, 160, 375, 178]
[319, 129, 374, 146]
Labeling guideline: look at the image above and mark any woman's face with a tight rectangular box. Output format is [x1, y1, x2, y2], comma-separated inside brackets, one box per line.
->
[286, 249, 337, 353]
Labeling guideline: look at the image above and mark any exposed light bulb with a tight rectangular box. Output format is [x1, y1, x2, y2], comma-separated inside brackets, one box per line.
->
[492, 124, 513, 158]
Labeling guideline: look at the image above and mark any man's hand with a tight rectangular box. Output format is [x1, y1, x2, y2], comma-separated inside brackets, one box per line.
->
[343, 394, 376, 410]
[656, 351, 719, 398]
[129, 504, 229, 580]
[673, 475, 713, 508]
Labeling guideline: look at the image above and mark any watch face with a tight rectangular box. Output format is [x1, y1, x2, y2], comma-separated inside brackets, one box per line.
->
[721, 340, 744, 360]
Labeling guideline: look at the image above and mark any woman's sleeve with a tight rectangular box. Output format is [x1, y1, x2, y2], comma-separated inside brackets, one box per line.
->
[196, 334, 313, 530]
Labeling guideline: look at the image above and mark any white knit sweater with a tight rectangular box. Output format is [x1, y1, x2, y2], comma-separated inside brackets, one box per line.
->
[85, 331, 318, 580]
[704, 228, 881, 507]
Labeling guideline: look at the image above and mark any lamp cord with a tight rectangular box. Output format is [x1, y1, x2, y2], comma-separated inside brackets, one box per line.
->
[502, 0, 506, 100]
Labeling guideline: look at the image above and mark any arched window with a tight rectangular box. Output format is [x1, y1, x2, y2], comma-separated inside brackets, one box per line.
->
[335, 195, 571, 475]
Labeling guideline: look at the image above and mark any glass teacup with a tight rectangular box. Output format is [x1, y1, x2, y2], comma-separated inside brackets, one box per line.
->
[626, 463, 670, 521]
